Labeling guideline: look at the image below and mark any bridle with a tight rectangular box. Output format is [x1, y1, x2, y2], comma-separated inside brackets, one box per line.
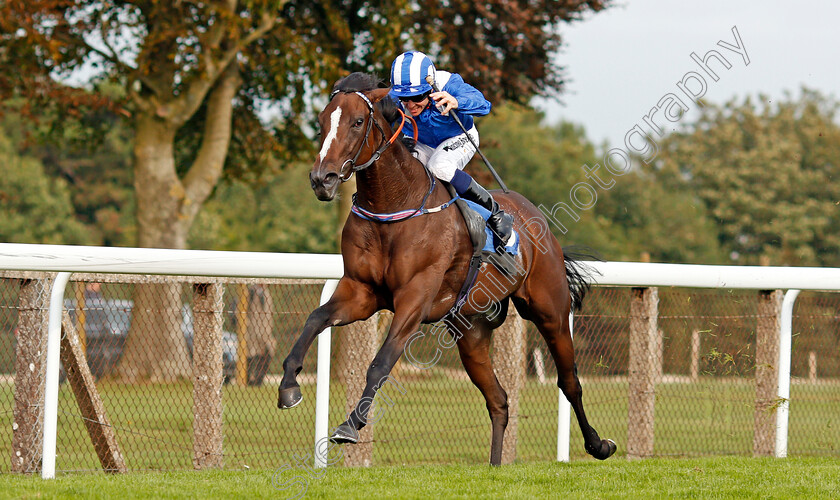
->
[325, 89, 449, 225]
[328, 90, 413, 182]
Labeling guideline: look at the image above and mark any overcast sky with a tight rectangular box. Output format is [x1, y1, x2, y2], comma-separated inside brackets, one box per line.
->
[533, 0, 840, 148]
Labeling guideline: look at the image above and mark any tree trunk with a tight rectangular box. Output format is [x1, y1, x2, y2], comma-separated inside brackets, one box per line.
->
[118, 282, 189, 382]
[117, 63, 240, 381]
[117, 113, 193, 381]
[133, 113, 190, 247]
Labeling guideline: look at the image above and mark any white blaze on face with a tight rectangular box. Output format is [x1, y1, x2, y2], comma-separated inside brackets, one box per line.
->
[318, 106, 342, 162]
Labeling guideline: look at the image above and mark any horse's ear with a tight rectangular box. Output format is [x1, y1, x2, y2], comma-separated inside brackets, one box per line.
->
[368, 87, 392, 103]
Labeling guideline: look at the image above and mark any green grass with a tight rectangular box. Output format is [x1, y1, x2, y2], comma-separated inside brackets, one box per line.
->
[1, 457, 839, 499]
[1, 375, 837, 472]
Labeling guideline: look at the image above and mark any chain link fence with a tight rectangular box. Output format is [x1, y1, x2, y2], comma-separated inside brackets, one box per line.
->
[0, 273, 837, 473]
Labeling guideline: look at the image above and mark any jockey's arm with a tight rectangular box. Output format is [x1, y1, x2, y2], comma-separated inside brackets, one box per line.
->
[439, 73, 492, 117]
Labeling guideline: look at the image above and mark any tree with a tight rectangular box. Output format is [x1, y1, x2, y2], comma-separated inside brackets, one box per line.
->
[477, 104, 724, 263]
[0, 131, 91, 244]
[2, 88, 137, 247]
[188, 163, 339, 253]
[593, 165, 726, 263]
[1, 0, 610, 249]
[409, 1, 609, 104]
[652, 89, 840, 266]
[1, 0, 610, 380]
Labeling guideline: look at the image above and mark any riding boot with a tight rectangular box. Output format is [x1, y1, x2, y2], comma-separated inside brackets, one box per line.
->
[460, 179, 514, 248]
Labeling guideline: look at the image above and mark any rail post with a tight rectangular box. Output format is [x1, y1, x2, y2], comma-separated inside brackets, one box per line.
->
[754, 289, 783, 456]
[493, 308, 527, 464]
[192, 283, 225, 469]
[628, 286, 659, 459]
[41, 272, 71, 479]
[775, 289, 800, 458]
[314, 279, 339, 468]
[12, 275, 51, 474]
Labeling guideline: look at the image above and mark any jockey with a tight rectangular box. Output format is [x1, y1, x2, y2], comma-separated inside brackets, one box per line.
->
[389, 50, 514, 247]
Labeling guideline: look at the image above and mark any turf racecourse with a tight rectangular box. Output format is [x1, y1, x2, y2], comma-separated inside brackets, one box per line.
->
[2, 457, 838, 499]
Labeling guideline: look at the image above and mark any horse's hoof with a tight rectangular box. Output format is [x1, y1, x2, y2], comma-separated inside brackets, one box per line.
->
[605, 439, 617, 458]
[277, 385, 302, 409]
[585, 438, 617, 460]
[329, 422, 359, 444]
[596, 439, 617, 460]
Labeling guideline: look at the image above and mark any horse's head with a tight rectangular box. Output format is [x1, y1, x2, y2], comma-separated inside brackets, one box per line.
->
[310, 75, 394, 201]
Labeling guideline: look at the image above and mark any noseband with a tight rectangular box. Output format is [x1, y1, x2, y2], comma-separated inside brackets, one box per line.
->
[329, 90, 411, 182]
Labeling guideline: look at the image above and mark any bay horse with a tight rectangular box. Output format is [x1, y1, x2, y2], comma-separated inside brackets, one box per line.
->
[277, 72, 616, 465]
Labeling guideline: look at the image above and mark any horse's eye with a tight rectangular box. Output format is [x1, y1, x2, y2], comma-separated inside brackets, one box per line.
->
[353, 118, 364, 128]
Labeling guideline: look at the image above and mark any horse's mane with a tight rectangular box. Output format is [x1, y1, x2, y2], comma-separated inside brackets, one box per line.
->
[332, 72, 400, 123]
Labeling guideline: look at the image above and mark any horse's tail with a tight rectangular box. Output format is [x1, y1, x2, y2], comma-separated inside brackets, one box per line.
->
[562, 246, 603, 312]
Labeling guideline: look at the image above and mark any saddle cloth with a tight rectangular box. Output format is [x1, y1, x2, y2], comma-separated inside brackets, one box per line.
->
[460, 200, 520, 256]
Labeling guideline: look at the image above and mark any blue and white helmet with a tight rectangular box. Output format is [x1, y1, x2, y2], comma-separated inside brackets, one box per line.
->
[390, 51, 436, 97]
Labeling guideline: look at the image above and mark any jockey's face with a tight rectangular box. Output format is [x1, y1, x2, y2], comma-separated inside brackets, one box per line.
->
[402, 97, 429, 117]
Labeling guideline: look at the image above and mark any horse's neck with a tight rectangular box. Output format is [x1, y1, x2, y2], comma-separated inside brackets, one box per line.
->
[354, 146, 434, 213]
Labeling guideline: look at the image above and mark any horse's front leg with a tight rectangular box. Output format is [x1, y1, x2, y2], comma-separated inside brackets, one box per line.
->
[278, 278, 377, 409]
[329, 285, 432, 443]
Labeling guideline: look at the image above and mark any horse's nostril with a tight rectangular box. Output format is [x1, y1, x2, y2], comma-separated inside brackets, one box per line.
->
[323, 172, 339, 186]
[310, 169, 341, 200]
[310, 171, 339, 190]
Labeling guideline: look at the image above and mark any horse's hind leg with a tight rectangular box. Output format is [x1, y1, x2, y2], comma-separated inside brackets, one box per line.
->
[552, 312, 616, 459]
[452, 317, 509, 466]
[513, 284, 616, 460]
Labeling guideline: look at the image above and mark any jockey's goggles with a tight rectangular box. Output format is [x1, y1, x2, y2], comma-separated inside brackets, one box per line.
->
[399, 91, 431, 103]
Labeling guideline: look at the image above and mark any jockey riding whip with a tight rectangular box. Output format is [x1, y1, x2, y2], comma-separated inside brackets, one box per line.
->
[425, 75, 509, 193]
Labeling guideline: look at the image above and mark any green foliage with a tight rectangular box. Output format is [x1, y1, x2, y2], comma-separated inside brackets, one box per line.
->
[1, 0, 612, 187]
[477, 105, 725, 263]
[653, 88, 840, 266]
[189, 162, 339, 253]
[595, 168, 727, 263]
[479, 105, 593, 201]
[0, 133, 91, 244]
[1, 97, 136, 246]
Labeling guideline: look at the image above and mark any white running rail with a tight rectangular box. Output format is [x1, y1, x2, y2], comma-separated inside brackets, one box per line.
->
[1, 243, 838, 475]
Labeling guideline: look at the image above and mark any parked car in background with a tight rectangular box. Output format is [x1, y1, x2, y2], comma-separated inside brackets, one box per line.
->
[62, 300, 237, 382]
[64, 298, 132, 379]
